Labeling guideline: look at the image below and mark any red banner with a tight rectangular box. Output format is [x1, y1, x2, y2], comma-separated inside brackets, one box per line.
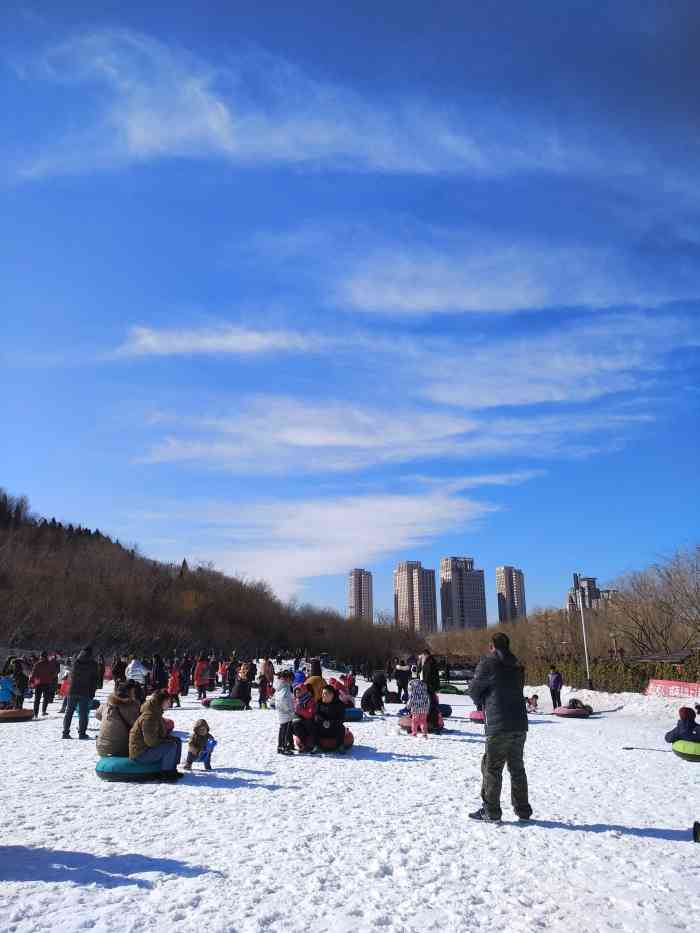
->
[645, 679, 700, 699]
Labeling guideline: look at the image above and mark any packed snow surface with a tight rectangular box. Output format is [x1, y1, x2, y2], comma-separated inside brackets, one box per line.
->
[1, 674, 699, 933]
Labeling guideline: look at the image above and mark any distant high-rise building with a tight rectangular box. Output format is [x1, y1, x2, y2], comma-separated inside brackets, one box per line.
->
[566, 574, 616, 613]
[440, 557, 487, 630]
[496, 566, 527, 622]
[347, 569, 373, 622]
[393, 561, 437, 633]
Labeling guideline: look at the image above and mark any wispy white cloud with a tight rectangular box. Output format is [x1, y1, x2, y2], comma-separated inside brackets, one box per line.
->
[116, 324, 330, 357]
[133, 480, 507, 598]
[138, 395, 653, 475]
[14, 28, 671, 184]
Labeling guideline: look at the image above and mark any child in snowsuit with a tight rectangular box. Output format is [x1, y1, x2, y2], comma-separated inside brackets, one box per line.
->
[167, 665, 181, 708]
[258, 673, 270, 709]
[664, 706, 700, 744]
[406, 671, 430, 737]
[275, 671, 295, 755]
[185, 719, 216, 771]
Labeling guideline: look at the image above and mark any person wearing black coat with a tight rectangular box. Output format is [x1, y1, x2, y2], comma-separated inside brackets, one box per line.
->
[230, 676, 252, 710]
[467, 632, 532, 822]
[421, 652, 441, 694]
[360, 673, 386, 715]
[312, 686, 346, 749]
[62, 646, 100, 740]
[151, 655, 168, 690]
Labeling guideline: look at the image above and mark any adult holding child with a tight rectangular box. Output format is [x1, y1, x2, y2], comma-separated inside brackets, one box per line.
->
[96, 681, 141, 757]
[129, 688, 183, 779]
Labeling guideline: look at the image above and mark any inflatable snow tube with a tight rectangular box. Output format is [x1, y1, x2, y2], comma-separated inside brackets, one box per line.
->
[440, 684, 466, 695]
[553, 706, 592, 718]
[398, 715, 443, 734]
[95, 756, 164, 783]
[319, 728, 354, 751]
[672, 739, 700, 762]
[438, 703, 453, 719]
[0, 708, 34, 723]
[344, 707, 363, 722]
[201, 698, 211, 707]
[469, 710, 485, 723]
[209, 698, 246, 711]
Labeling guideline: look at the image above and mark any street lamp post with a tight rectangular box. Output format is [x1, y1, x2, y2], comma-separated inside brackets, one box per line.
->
[576, 575, 593, 689]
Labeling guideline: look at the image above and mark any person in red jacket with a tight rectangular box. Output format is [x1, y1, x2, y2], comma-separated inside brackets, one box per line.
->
[291, 682, 317, 751]
[167, 664, 181, 708]
[30, 651, 56, 718]
[193, 655, 209, 700]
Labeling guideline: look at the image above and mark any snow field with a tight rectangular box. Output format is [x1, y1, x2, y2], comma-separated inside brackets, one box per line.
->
[1, 674, 698, 933]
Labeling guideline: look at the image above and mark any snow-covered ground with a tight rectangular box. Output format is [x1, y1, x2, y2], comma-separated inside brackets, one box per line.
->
[1, 673, 698, 933]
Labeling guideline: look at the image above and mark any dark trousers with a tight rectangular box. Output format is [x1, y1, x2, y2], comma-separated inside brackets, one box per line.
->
[197, 686, 207, 699]
[480, 731, 531, 819]
[278, 721, 293, 750]
[549, 688, 561, 709]
[33, 684, 51, 717]
[396, 679, 409, 702]
[312, 722, 344, 748]
[63, 695, 91, 737]
[171, 694, 181, 707]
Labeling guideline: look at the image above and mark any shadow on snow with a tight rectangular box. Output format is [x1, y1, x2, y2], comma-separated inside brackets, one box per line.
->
[507, 820, 690, 843]
[0, 845, 219, 888]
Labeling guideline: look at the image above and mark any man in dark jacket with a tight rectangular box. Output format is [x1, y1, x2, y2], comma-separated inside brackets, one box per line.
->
[547, 666, 563, 710]
[468, 632, 532, 822]
[62, 645, 100, 739]
[421, 651, 440, 694]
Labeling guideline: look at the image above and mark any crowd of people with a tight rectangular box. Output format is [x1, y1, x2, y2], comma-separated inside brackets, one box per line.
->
[4, 639, 698, 820]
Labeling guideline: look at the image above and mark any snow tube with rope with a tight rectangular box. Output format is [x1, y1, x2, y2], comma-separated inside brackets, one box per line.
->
[469, 710, 485, 723]
[672, 739, 700, 762]
[554, 706, 592, 718]
[95, 756, 165, 782]
[344, 707, 363, 722]
[209, 698, 246, 711]
[0, 708, 33, 723]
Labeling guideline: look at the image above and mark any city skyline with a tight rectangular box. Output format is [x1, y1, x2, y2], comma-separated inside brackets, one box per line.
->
[3, 5, 699, 624]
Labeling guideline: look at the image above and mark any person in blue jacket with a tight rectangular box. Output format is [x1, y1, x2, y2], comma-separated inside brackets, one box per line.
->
[664, 706, 700, 743]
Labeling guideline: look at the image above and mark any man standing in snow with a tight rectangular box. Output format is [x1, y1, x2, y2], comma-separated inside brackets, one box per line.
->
[62, 645, 100, 740]
[467, 632, 532, 823]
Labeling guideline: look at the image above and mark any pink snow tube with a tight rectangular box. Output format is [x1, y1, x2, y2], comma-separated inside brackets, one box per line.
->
[553, 706, 592, 718]
[469, 711, 485, 723]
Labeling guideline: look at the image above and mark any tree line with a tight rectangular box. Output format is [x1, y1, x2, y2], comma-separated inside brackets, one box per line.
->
[0, 487, 422, 663]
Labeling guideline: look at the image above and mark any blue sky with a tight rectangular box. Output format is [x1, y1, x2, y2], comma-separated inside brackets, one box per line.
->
[2, 2, 699, 622]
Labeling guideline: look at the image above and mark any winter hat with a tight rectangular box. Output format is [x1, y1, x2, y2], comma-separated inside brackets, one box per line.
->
[678, 706, 695, 721]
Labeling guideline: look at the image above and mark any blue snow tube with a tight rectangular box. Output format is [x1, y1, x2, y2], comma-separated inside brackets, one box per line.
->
[438, 703, 452, 718]
[344, 707, 363, 722]
[95, 756, 164, 783]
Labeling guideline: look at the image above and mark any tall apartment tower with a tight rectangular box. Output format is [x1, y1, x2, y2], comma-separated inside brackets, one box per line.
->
[393, 561, 437, 633]
[496, 566, 527, 622]
[440, 557, 487, 630]
[347, 569, 373, 622]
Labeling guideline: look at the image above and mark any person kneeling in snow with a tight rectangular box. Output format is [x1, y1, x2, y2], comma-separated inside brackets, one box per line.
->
[185, 719, 217, 771]
[361, 673, 386, 716]
[406, 671, 430, 738]
[664, 706, 700, 744]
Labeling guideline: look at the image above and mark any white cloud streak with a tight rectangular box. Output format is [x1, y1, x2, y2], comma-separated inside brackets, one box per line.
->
[15, 29, 664, 183]
[116, 325, 330, 357]
[134, 482, 505, 598]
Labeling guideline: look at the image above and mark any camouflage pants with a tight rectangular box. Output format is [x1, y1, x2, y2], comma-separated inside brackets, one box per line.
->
[480, 731, 531, 819]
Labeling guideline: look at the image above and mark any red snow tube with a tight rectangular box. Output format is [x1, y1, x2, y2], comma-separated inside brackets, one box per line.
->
[295, 728, 354, 751]
[469, 711, 485, 723]
[201, 698, 211, 707]
[0, 708, 34, 723]
[554, 706, 592, 718]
